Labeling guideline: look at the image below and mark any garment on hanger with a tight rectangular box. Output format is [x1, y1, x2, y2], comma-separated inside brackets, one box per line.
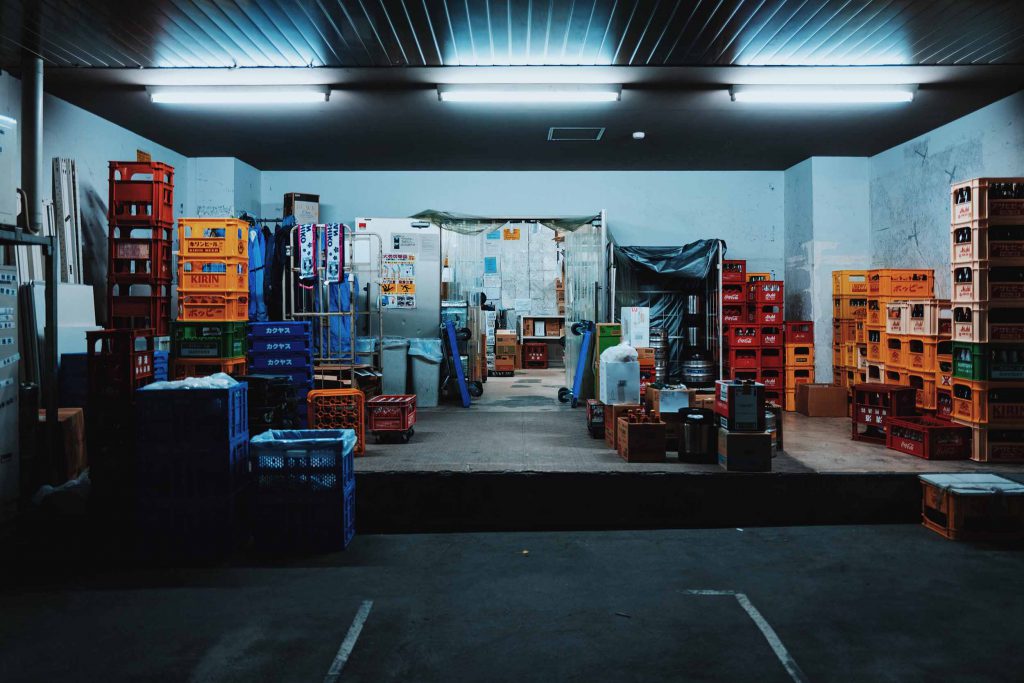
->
[267, 215, 296, 321]
[248, 223, 267, 322]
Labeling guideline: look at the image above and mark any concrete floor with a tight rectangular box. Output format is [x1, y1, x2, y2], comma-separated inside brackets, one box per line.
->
[2, 525, 1022, 682]
[360, 369, 1024, 475]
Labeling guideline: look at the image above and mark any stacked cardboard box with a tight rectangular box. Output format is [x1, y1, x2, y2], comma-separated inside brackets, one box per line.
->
[493, 330, 517, 374]
[715, 379, 772, 471]
[949, 177, 1024, 462]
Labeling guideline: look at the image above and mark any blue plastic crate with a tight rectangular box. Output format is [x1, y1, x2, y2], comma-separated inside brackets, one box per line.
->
[247, 350, 313, 371]
[245, 363, 314, 385]
[135, 382, 248, 446]
[248, 321, 312, 341]
[250, 429, 355, 490]
[247, 337, 312, 354]
[135, 434, 249, 497]
[153, 350, 169, 382]
[252, 478, 355, 553]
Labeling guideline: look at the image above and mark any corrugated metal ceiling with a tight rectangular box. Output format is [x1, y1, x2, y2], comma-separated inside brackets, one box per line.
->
[3, 0, 1024, 69]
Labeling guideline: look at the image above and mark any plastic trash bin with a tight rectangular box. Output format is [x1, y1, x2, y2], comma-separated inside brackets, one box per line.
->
[356, 337, 378, 367]
[408, 338, 443, 408]
[382, 336, 409, 395]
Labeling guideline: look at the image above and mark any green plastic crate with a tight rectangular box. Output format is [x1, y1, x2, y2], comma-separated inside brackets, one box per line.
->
[952, 341, 1024, 381]
[171, 321, 248, 359]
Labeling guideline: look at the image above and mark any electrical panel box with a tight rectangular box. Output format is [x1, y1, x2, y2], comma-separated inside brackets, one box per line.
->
[0, 115, 16, 226]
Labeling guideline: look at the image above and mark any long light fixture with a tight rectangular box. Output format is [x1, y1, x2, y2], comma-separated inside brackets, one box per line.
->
[437, 84, 621, 103]
[148, 86, 330, 104]
[729, 84, 916, 104]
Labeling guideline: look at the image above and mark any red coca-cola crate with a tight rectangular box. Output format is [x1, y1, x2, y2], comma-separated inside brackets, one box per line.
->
[108, 236, 173, 284]
[747, 281, 784, 304]
[722, 260, 746, 283]
[727, 368, 759, 382]
[785, 321, 814, 344]
[368, 394, 417, 442]
[108, 161, 175, 227]
[722, 283, 746, 304]
[761, 347, 784, 368]
[760, 326, 783, 347]
[722, 305, 749, 325]
[755, 304, 783, 325]
[885, 415, 971, 460]
[726, 326, 760, 347]
[725, 347, 760, 370]
[86, 328, 155, 402]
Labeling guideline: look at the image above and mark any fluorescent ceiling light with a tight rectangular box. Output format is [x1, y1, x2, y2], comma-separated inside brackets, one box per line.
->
[729, 84, 916, 104]
[437, 84, 621, 103]
[148, 86, 330, 104]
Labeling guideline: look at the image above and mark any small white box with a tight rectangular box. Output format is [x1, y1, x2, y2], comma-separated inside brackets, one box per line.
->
[599, 359, 641, 405]
[620, 307, 650, 348]
[534, 320, 546, 337]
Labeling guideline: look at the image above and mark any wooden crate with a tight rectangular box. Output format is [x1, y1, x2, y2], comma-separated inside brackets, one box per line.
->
[921, 474, 1024, 541]
[604, 404, 641, 449]
[616, 417, 666, 463]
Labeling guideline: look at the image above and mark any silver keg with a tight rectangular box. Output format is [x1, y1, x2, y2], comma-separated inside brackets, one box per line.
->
[681, 358, 715, 386]
[650, 327, 668, 382]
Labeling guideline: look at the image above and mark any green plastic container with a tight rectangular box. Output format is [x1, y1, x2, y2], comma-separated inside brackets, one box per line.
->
[952, 341, 1024, 381]
[171, 321, 247, 359]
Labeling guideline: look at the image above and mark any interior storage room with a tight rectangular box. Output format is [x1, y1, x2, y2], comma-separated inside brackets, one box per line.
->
[2, 3, 1024, 682]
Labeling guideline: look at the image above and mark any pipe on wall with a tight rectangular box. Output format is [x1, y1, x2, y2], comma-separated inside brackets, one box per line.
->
[20, 52, 42, 233]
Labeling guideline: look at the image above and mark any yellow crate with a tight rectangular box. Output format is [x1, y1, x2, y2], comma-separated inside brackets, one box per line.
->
[178, 218, 249, 259]
[832, 270, 869, 296]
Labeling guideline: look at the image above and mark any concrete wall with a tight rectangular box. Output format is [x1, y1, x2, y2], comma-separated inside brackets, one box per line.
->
[783, 159, 814, 321]
[260, 170, 786, 276]
[188, 156, 261, 217]
[870, 90, 1024, 298]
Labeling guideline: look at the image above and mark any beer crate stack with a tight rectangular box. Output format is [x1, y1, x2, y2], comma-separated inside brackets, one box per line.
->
[106, 161, 175, 336]
[783, 322, 815, 411]
[883, 297, 951, 415]
[172, 218, 250, 379]
[862, 269, 935, 387]
[949, 177, 1024, 462]
[721, 260, 786, 408]
[248, 321, 315, 428]
[832, 271, 868, 399]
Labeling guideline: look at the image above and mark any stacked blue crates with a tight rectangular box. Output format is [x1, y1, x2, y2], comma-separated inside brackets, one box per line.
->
[248, 321, 313, 427]
[133, 382, 249, 559]
[250, 429, 356, 552]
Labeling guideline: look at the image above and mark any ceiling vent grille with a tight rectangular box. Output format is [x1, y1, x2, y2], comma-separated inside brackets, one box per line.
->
[547, 127, 605, 141]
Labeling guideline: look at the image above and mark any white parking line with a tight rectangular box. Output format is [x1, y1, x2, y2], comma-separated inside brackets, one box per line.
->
[323, 600, 374, 683]
[681, 590, 809, 683]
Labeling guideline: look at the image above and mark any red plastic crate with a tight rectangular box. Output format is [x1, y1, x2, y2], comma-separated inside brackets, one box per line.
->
[725, 347, 760, 370]
[785, 321, 814, 344]
[760, 368, 784, 390]
[759, 326, 783, 348]
[108, 236, 173, 284]
[726, 326, 760, 347]
[722, 283, 746, 304]
[86, 328, 154, 402]
[108, 290, 170, 337]
[755, 305, 783, 325]
[726, 368, 759, 382]
[885, 415, 971, 460]
[722, 260, 746, 283]
[747, 281, 784, 304]
[761, 347, 784, 368]
[108, 161, 175, 227]
[368, 394, 417, 434]
[722, 305, 748, 325]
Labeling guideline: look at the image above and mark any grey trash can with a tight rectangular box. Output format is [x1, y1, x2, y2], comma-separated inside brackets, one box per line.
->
[408, 338, 443, 407]
[356, 337, 378, 366]
[382, 336, 409, 395]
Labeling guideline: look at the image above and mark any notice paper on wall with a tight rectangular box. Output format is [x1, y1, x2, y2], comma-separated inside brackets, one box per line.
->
[483, 274, 501, 289]
[484, 256, 499, 274]
[381, 254, 417, 309]
[503, 227, 521, 241]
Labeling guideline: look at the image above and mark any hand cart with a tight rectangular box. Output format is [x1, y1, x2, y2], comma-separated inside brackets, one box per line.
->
[557, 320, 594, 409]
[440, 320, 483, 407]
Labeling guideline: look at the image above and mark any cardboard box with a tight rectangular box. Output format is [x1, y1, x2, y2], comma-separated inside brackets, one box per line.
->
[636, 347, 655, 362]
[796, 383, 849, 417]
[715, 380, 766, 432]
[604, 403, 641, 449]
[616, 417, 667, 463]
[647, 386, 695, 416]
[37, 408, 88, 484]
[599, 360, 640, 405]
[620, 307, 650, 348]
[283, 192, 319, 223]
[717, 428, 772, 472]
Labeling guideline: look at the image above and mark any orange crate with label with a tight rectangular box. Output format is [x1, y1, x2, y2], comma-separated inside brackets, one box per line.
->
[908, 372, 936, 411]
[867, 327, 885, 363]
[307, 389, 366, 455]
[745, 272, 771, 282]
[951, 222, 1024, 264]
[832, 270, 869, 296]
[951, 178, 1024, 225]
[866, 299, 885, 327]
[178, 218, 249, 259]
[969, 426, 1024, 462]
[785, 344, 814, 367]
[832, 343, 843, 369]
[885, 368, 908, 386]
[886, 337, 906, 369]
[921, 474, 1024, 541]
[951, 379, 1024, 425]
[833, 296, 867, 320]
[905, 336, 937, 373]
[785, 367, 813, 390]
[833, 369, 844, 387]
[179, 293, 248, 322]
[868, 269, 935, 298]
[844, 342, 857, 369]
[178, 259, 249, 294]
[855, 320, 867, 344]
[952, 262, 1024, 306]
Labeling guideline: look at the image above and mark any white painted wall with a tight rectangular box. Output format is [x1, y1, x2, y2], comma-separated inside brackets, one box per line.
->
[260, 170, 786, 276]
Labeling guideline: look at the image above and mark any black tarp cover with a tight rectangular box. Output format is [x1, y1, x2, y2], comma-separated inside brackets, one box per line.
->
[613, 239, 723, 383]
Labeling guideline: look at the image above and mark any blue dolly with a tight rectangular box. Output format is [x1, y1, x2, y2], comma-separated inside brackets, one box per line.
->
[557, 320, 595, 409]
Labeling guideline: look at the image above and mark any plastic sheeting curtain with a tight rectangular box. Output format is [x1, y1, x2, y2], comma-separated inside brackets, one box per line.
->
[564, 219, 605, 395]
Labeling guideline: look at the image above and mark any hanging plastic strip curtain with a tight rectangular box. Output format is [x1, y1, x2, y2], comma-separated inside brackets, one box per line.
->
[413, 210, 600, 235]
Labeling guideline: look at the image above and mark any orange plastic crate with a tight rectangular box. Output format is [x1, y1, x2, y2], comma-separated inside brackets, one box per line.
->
[784, 344, 814, 367]
[307, 389, 366, 455]
[951, 379, 1024, 426]
[905, 336, 938, 373]
[178, 218, 249, 259]
[178, 258, 249, 294]
[171, 356, 247, 380]
[832, 270, 868, 297]
[886, 336, 906, 369]
[868, 269, 935, 298]
[179, 293, 248, 322]
[908, 372, 936, 411]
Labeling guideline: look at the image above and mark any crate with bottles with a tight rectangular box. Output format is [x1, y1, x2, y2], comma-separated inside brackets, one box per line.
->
[951, 178, 1024, 226]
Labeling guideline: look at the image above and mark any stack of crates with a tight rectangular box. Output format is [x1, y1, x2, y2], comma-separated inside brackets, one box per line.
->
[884, 298, 952, 414]
[832, 271, 868, 396]
[783, 321, 815, 411]
[107, 161, 174, 336]
[174, 218, 250, 378]
[133, 382, 249, 559]
[248, 321, 315, 428]
[85, 328, 156, 515]
[949, 177, 1024, 462]
[307, 388, 366, 455]
[863, 268, 935, 388]
[721, 260, 788, 407]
